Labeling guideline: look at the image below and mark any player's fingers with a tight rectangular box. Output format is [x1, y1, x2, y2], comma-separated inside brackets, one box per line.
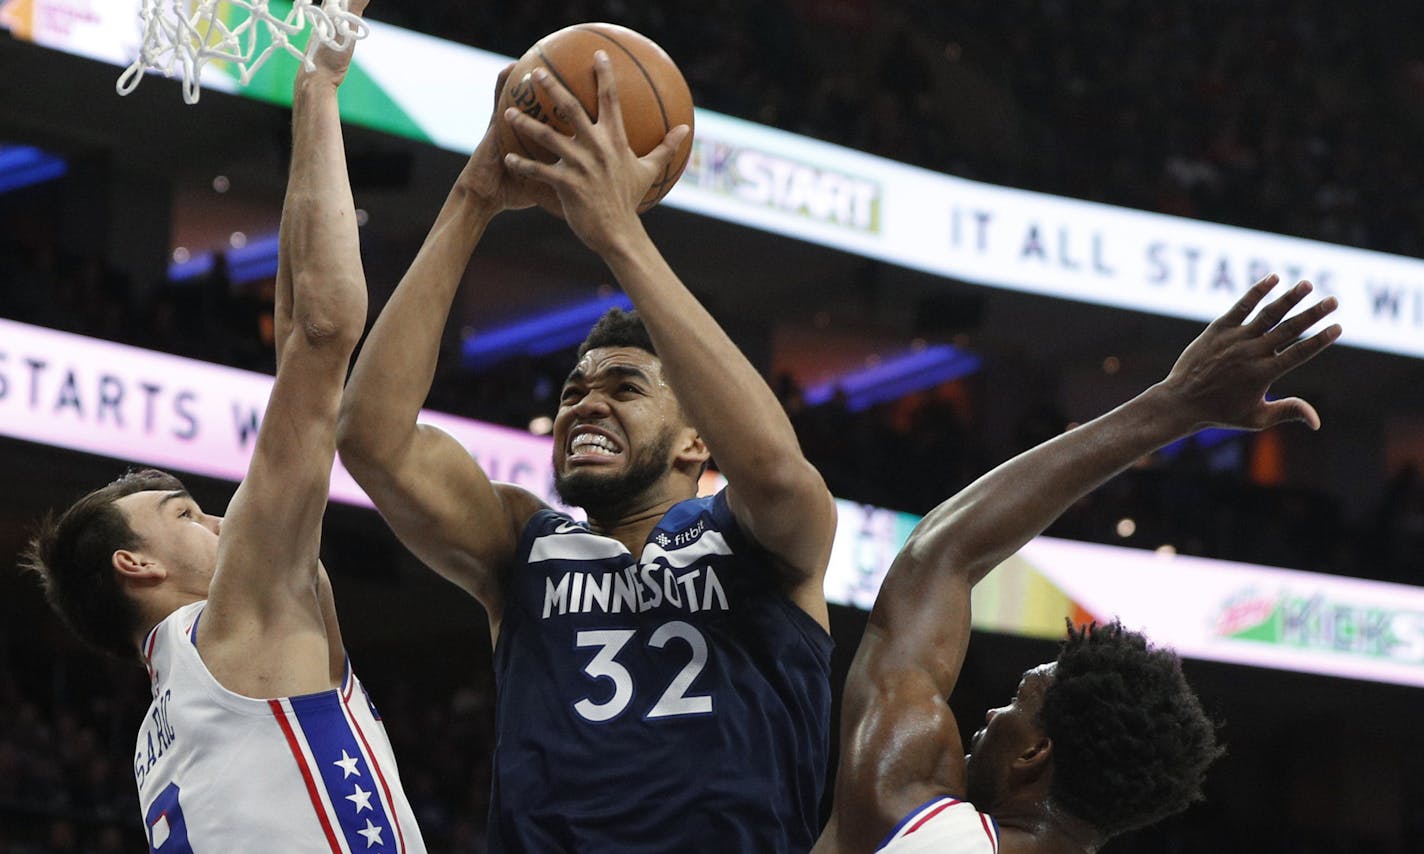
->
[1256, 397, 1321, 432]
[503, 151, 561, 186]
[1274, 323, 1342, 374]
[1246, 280, 1312, 336]
[504, 107, 576, 159]
[1214, 274, 1279, 329]
[592, 51, 628, 138]
[640, 125, 690, 173]
[1263, 296, 1338, 351]
[531, 67, 594, 132]
[339, 0, 369, 18]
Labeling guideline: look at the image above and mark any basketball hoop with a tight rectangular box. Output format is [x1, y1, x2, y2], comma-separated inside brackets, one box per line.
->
[117, 0, 369, 105]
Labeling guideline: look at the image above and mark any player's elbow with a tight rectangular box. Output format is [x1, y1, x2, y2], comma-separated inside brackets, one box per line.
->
[293, 310, 361, 352]
[899, 510, 979, 582]
[290, 272, 366, 349]
[335, 407, 382, 474]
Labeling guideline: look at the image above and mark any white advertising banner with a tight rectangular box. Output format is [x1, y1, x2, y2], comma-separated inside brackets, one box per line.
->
[5, 1, 1423, 357]
[825, 519, 1424, 689]
[1018, 537, 1424, 689]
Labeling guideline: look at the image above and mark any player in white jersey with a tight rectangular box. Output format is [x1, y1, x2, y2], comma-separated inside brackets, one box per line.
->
[21, 3, 425, 850]
[815, 276, 1340, 854]
[877, 797, 1000, 854]
[136, 600, 420, 852]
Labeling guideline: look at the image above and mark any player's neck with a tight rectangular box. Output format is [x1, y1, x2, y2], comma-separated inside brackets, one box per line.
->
[131, 591, 206, 656]
[995, 801, 1104, 854]
[584, 489, 690, 553]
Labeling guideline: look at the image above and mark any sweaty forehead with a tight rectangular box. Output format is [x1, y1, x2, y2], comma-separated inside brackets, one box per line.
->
[567, 347, 666, 385]
[1022, 662, 1056, 694]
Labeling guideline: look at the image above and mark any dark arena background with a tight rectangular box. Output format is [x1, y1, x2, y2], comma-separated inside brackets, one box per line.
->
[3, 1, 1424, 851]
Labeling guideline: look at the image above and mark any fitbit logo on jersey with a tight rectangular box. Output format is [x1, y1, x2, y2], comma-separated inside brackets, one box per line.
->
[543, 564, 729, 618]
[654, 519, 706, 549]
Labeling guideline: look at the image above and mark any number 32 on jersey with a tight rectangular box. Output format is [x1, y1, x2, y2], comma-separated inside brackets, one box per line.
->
[573, 620, 713, 722]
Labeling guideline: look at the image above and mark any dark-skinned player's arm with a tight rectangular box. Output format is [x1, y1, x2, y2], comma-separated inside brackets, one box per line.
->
[502, 53, 838, 630]
[815, 276, 1340, 853]
[336, 67, 545, 635]
[199, 1, 370, 698]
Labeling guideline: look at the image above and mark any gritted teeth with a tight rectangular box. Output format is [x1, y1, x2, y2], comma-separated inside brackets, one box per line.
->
[570, 431, 622, 455]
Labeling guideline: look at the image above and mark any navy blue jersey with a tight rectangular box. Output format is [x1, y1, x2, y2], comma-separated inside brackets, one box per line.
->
[489, 490, 833, 853]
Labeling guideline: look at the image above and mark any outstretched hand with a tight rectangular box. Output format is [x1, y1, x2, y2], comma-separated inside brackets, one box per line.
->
[1160, 274, 1341, 432]
[501, 50, 690, 254]
[459, 64, 544, 212]
[305, 0, 369, 83]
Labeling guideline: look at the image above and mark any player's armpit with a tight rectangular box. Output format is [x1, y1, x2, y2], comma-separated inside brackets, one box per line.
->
[724, 465, 837, 625]
[344, 424, 545, 612]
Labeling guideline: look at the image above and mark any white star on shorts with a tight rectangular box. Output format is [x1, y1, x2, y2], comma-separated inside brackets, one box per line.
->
[357, 818, 385, 848]
[346, 783, 374, 813]
[334, 749, 362, 779]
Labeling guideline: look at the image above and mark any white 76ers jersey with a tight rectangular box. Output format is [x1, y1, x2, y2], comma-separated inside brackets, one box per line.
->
[877, 796, 1001, 853]
[135, 602, 426, 853]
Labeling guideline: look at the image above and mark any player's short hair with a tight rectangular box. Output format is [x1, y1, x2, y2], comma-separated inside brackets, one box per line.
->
[20, 468, 186, 659]
[574, 307, 712, 477]
[577, 307, 657, 359]
[1039, 620, 1224, 837]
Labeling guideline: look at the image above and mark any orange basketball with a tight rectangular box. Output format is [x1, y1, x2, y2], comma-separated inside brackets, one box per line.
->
[497, 23, 695, 214]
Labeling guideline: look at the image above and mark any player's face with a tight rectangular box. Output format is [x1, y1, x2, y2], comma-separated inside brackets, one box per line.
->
[964, 663, 1054, 810]
[113, 489, 223, 595]
[552, 347, 687, 512]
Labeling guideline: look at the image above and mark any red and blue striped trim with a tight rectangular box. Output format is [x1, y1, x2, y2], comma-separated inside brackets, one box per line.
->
[877, 795, 999, 853]
[269, 698, 345, 853]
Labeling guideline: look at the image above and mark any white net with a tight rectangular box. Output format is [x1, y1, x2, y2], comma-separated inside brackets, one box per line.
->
[117, 0, 369, 105]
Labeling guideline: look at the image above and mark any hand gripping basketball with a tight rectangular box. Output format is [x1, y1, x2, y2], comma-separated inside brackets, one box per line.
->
[503, 51, 691, 253]
[495, 23, 695, 214]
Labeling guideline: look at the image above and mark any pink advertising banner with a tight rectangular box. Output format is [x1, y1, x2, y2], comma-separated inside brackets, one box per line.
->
[0, 318, 559, 507]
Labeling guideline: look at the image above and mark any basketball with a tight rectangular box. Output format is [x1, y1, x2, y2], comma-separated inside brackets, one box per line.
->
[496, 23, 695, 214]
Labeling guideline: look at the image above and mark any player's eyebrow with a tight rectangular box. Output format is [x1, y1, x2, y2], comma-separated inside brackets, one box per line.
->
[156, 490, 191, 509]
[602, 365, 652, 384]
[563, 364, 653, 387]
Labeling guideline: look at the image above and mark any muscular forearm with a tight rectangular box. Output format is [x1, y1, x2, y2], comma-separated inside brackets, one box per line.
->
[338, 183, 498, 463]
[277, 75, 366, 354]
[598, 226, 809, 487]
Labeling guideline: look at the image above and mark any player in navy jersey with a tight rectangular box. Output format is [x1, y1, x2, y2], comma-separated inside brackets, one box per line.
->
[21, 4, 426, 850]
[814, 276, 1340, 853]
[338, 52, 837, 851]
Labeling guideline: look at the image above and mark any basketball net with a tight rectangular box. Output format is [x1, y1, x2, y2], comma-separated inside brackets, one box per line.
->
[117, 0, 369, 105]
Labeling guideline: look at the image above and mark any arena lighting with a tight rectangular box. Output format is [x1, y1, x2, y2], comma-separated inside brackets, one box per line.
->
[168, 232, 280, 285]
[0, 144, 67, 194]
[225, 232, 280, 279]
[1157, 426, 1239, 459]
[167, 252, 216, 281]
[461, 292, 635, 370]
[11, 2, 1424, 359]
[803, 345, 982, 412]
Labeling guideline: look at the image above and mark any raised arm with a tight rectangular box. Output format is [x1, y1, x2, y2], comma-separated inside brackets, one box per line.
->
[335, 69, 545, 622]
[503, 55, 837, 624]
[819, 277, 1340, 851]
[199, 3, 370, 695]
